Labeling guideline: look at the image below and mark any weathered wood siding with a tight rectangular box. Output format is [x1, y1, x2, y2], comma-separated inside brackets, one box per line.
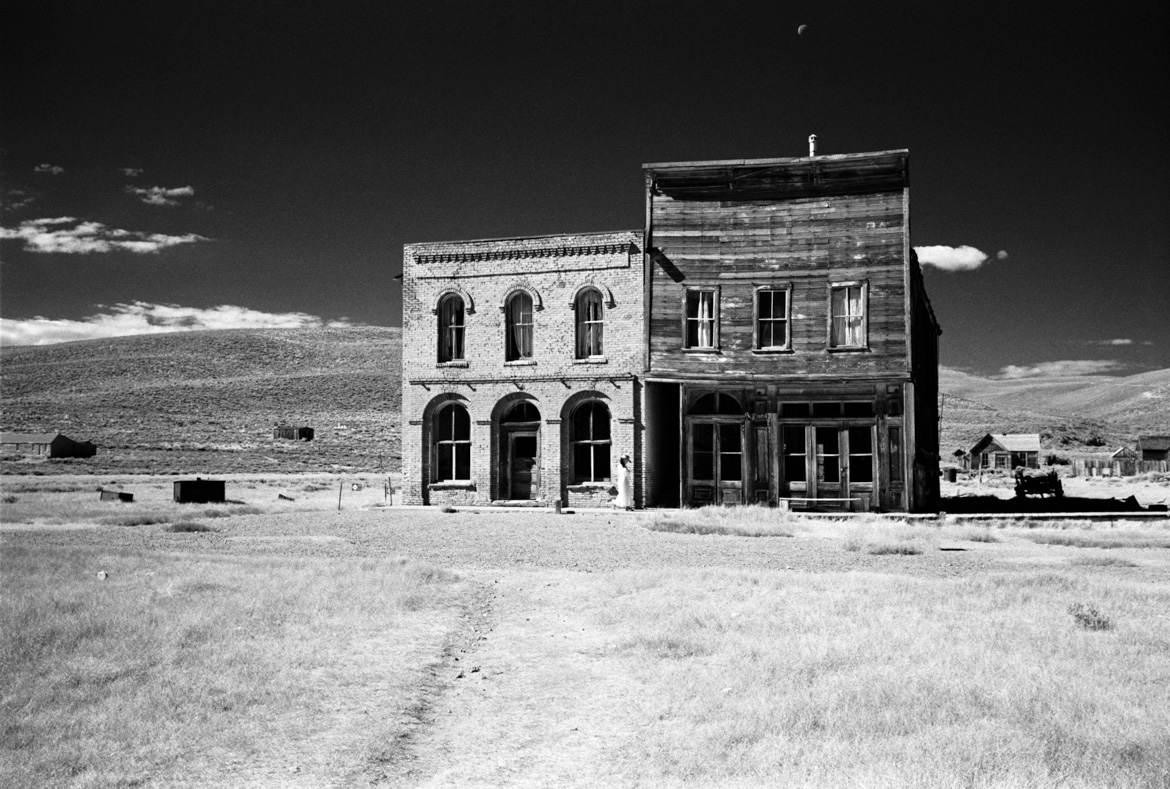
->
[647, 189, 909, 380]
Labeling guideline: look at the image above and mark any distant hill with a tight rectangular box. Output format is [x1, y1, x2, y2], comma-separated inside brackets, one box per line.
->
[1, 327, 401, 475]
[2, 328, 1165, 474]
[939, 367, 1170, 457]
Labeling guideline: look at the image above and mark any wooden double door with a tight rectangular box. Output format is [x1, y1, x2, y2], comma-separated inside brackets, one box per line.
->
[685, 417, 877, 509]
[686, 417, 778, 506]
[780, 423, 876, 508]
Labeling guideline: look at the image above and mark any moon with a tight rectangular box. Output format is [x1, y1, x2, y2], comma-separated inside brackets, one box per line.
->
[797, 24, 808, 34]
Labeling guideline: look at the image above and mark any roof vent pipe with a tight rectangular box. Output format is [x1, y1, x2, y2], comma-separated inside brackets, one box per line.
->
[808, 134, 818, 158]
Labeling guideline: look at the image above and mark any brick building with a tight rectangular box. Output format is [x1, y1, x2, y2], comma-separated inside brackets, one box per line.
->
[400, 232, 645, 508]
[400, 147, 941, 512]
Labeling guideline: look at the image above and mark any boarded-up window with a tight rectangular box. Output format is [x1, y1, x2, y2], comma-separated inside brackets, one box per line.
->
[434, 404, 471, 481]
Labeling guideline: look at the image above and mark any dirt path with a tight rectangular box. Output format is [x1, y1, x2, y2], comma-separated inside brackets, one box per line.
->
[398, 570, 644, 788]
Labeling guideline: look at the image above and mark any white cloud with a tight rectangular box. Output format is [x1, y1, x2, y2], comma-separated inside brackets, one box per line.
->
[1, 302, 356, 346]
[34, 163, 64, 175]
[996, 250, 1009, 260]
[125, 185, 195, 206]
[914, 245, 989, 271]
[997, 360, 1123, 379]
[121, 167, 144, 177]
[0, 216, 208, 253]
[4, 189, 36, 211]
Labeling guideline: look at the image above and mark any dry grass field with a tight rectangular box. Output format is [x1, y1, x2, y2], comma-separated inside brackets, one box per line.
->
[4, 476, 1170, 788]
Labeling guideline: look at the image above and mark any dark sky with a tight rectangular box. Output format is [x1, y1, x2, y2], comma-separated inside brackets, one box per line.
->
[2, 1, 1167, 377]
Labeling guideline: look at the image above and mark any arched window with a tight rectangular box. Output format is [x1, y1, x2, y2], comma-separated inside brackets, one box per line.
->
[437, 294, 465, 362]
[575, 288, 604, 358]
[570, 401, 611, 483]
[505, 292, 534, 361]
[433, 404, 471, 481]
[688, 392, 744, 416]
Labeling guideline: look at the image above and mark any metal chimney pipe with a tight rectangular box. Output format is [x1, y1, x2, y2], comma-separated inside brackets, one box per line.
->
[808, 134, 818, 158]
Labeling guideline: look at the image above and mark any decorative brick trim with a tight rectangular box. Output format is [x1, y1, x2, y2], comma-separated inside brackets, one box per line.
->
[416, 241, 635, 265]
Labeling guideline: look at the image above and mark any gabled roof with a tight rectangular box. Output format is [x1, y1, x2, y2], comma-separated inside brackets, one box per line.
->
[0, 432, 62, 444]
[1110, 446, 1138, 458]
[970, 433, 1041, 454]
[1138, 435, 1170, 451]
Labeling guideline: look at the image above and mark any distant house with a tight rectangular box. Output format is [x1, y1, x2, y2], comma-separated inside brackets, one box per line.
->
[273, 426, 315, 441]
[1137, 435, 1170, 462]
[0, 432, 97, 458]
[968, 433, 1040, 470]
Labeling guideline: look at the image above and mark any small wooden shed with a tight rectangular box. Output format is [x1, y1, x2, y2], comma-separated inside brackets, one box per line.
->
[273, 426, 315, 441]
[0, 432, 97, 458]
[968, 433, 1040, 471]
[1137, 435, 1170, 462]
[174, 478, 226, 504]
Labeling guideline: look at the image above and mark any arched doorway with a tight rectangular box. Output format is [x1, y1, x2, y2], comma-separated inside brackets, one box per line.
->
[500, 401, 541, 500]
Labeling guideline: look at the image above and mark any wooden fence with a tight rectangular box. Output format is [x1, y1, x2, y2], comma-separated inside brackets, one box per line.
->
[1069, 459, 1169, 478]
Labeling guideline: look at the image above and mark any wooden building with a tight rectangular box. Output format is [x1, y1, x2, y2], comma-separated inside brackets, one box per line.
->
[399, 147, 941, 512]
[968, 433, 1040, 471]
[0, 432, 97, 458]
[273, 426, 315, 441]
[1137, 435, 1170, 462]
[642, 149, 940, 512]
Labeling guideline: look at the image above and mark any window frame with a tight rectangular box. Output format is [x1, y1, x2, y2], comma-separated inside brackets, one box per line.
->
[682, 286, 720, 351]
[569, 400, 612, 484]
[753, 285, 792, 352]
[827, 280, 868, 351]
[436, 293, 466, 363]
[574, 287, 605, 360]
[432, 403, 472, 483]
[504, 290, 535, 362]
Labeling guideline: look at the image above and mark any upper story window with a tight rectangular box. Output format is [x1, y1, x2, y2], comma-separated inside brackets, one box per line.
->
[684, 288, 718, 349]
[433, 403, 471, 482]
[575, 288, 604, 358]
[755, 287, 790, 350]
[829, 282, 867, 349]
[505, 291, 534, 361]
[437, 294, 465, 362]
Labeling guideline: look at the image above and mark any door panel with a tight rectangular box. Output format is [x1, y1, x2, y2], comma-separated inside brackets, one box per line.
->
[687, 420, 744, 506]
[507, 432, 539, 500]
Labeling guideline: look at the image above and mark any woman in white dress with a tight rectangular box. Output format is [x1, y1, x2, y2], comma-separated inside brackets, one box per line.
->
[614, 453, 633, 510]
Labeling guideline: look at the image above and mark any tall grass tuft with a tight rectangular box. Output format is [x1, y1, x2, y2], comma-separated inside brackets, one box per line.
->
[647, 505, 796, 537]
[164, 521, 216, 533]
[1068, 602, 1113, 630]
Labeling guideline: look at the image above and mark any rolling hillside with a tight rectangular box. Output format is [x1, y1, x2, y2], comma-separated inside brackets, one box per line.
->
[2, 327, 1165, 474]
[938, 367, 1170, 456]
[1, 327, 401, 474]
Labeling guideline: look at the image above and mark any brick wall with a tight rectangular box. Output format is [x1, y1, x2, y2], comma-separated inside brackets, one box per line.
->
[401, 231, 645, 507]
